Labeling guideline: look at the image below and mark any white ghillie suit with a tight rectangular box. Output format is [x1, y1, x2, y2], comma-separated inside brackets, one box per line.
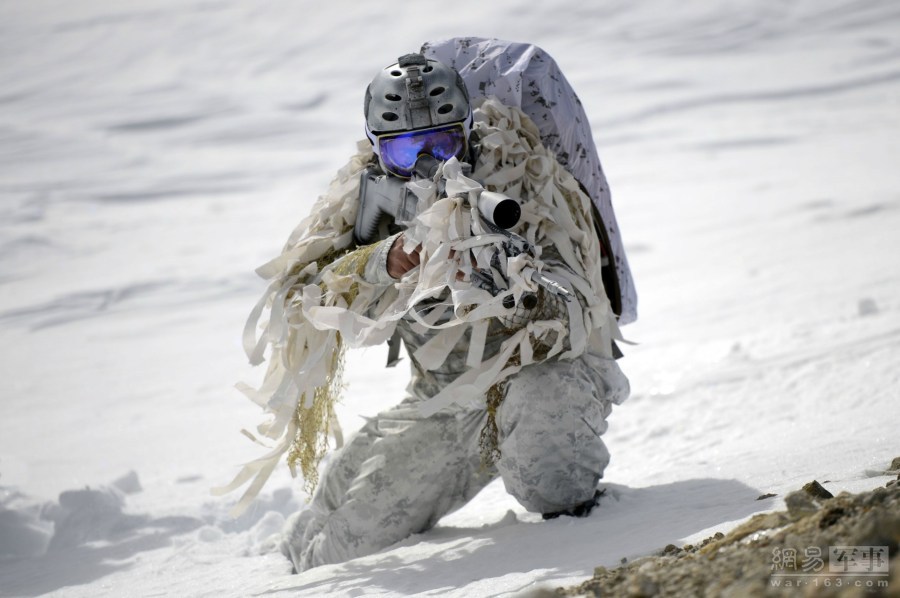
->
[217, 39, 636, 572]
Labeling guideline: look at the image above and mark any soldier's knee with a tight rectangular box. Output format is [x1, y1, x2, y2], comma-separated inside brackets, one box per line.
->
[495, 357, 615, 514]
[496, 419, 610, 513]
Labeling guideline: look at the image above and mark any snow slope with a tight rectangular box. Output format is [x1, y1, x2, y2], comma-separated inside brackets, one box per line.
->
[1, 1, 898, 596]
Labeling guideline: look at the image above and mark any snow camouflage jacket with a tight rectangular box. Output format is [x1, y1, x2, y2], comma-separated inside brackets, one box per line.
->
[216, 42, 636, 516]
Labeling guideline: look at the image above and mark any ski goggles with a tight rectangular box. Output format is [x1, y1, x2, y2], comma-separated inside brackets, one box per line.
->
[374, 123, 467, 178]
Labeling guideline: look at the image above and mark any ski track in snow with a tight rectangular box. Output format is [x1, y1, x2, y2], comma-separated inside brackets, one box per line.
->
[1, 1, 899, 596]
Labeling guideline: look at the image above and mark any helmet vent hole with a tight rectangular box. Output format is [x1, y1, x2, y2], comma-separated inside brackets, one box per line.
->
[437, 104, 453, 115]
[423, 65, 433, 73]
[429, 86, 445, 97]
[385, 93, 401, 101]
[382, 112, 399, 122]
[390, 70, 402, 77]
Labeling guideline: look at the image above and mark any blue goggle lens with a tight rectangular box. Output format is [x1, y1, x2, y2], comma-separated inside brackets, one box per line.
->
[378, 125, 466, 178]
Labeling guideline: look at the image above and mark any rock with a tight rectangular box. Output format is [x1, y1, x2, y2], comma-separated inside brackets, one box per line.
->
[802, 480, 833, 499]
[890, 456, 900, 471]
[661, 544, 679, 555]
[756, 493, 776, 500]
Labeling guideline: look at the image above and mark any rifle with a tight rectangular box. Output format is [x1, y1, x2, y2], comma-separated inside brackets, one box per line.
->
[353, 154, 573, 306]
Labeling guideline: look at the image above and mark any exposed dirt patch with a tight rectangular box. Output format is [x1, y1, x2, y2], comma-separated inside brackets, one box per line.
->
[557, 472, 900, 597]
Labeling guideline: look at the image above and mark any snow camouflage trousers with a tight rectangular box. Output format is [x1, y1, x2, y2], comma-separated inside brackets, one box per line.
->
[281, 352, 629, 572]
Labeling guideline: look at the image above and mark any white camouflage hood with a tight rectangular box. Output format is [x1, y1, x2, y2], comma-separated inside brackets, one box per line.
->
[422, 37, 638, 324]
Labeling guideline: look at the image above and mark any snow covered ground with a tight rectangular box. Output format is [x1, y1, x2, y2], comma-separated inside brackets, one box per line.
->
[1, 0, 898, 596]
